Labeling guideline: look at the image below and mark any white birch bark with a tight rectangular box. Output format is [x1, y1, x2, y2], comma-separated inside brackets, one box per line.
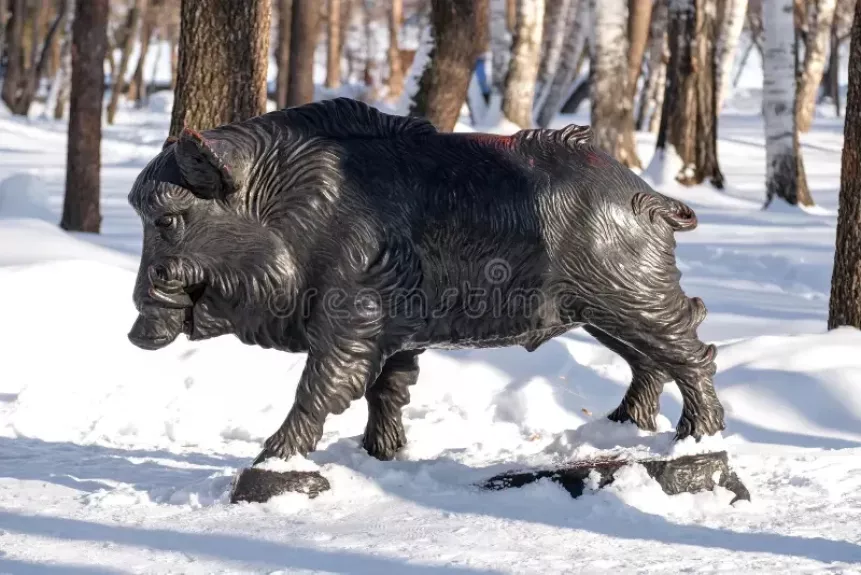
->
[715, 0, 748, 110]
[533, 0, 573, 112]
[797, 0, 837, 131]
[590, 0, 630, 153]
[762, 0, 810, 205]
[645, 0, 669, 133]
[535, 0, 587, 127]
[43, 0, 75, 120]
[501, 0, 545, 128]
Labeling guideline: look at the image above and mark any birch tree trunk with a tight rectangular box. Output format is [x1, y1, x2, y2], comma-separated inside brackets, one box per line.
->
[169, 0, 271, 136]
[275, 0, 292, 108]
[715, 0, 748, 110]
[636, 0, 669, 132]
[61, 0, 108, 234]
[797, 0, 837, 131]
[762, 0, 813, 206]
[409, 0, 488, 132]
[535, 0, 587, 127]
[326, 0, 341, 89]
[647, 0, 723, 188]
[828, 0, 861, 329]
[107, 0, 143, 125]
[534, 0, 572, 112]
[502, 0, 545, 128]
[387, 0, 404, 99]
[591, 0, 640, 168]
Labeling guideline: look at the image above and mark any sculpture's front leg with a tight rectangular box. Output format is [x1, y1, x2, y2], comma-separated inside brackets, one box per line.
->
[253, 341, 385, 465]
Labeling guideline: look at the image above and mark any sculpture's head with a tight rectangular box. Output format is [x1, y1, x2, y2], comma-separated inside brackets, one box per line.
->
[126, 127, 296, 350]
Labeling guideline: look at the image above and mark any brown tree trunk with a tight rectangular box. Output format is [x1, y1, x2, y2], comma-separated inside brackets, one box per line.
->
[0, 0, 7, 58]
[61, 0, 108, 234]
[828, 0, 861, 329]
[128, 3, 155, 105]
[169, 0, 271, 136]
[286, 0, 318, 107]
[3, 0, 64, 116]
[1, 0, 27, 113]
[651, 0, 723, 188]
[410, 0, 488, 132]
[107, 0, 144, 125]
[627, 0, 652, 97]
[387, 0, 404, 100]
[326, 0, 341, 89]
[276, 0, 292, 108]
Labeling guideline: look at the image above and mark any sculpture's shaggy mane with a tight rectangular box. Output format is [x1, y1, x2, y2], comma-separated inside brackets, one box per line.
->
[275, 97, 438, 141]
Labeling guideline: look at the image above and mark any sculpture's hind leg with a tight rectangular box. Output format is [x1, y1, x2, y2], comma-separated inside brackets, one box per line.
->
[583, 295, 723, 440]
[363, 349, 423, 460]
[582, 325, 669, 431]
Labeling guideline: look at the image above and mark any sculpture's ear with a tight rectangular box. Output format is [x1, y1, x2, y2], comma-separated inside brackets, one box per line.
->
[173, 128, 236, 200]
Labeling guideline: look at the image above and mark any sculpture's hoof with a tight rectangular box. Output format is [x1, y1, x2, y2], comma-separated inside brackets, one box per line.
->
[479, 451, 750, 505]
[229, 468, 330, 503]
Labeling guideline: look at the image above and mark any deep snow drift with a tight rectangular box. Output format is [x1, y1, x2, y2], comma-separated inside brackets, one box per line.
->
[0, 88, 860, 573]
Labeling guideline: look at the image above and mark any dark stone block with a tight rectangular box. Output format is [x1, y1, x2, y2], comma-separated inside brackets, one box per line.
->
[479, 451, 750, 504]
[229, 468, 331, 504]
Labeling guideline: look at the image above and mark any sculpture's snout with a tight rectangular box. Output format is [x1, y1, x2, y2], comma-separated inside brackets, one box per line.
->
[128, 306, 186, 350]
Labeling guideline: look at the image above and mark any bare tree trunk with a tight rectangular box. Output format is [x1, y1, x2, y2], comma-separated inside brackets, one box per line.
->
[535, 0, 587, 127]
[61, 0, 108, 234]
[534, 0, 572, 112]
[627, 0, 652, 97]
[715, 0, 748, 110]
[409, 0, 488, 132]
[0, 0, 7, 59]
[169, 0, 271, 136]
[3, 1, 64, 116]
[2, 0, 27, 112]
[276, 0, 292, 108]
[45, 0, 75, 120]
[287, 0, 318, 107]
[502, 0, 544, 128]
[636, 0, 669, 132]
[828, 0, 861, 329]
[762, 0, 813, 207]
[591, 0, 640, 168]
[326, 0, 341, 88]
[797, 0, 837, 131]
[128, 3, 155, 106]
[648, 0, 723, 188]
[168, 22, 178, 90]
[487, 0, 513, 118]
[107, 0, 143, 125]
[386, 0, 404, 99]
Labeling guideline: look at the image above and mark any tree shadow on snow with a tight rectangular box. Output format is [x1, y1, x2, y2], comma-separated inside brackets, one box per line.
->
[0, 510, 504, 575]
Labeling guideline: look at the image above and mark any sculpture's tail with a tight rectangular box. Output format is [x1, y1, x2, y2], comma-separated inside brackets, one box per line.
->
[631, 192, 698, 232]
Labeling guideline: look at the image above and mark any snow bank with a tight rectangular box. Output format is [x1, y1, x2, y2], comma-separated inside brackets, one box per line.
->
[0, 173, 56, 223]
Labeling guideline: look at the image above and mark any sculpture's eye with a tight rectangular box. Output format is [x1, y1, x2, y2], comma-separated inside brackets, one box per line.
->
[154, 215, 177, 229]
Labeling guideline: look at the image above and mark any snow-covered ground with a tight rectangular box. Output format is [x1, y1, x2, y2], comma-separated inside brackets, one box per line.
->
[0, 83, 860, 573]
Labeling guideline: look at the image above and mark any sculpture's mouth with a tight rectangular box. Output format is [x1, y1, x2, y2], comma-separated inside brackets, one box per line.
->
[128, 284, 206, 350]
